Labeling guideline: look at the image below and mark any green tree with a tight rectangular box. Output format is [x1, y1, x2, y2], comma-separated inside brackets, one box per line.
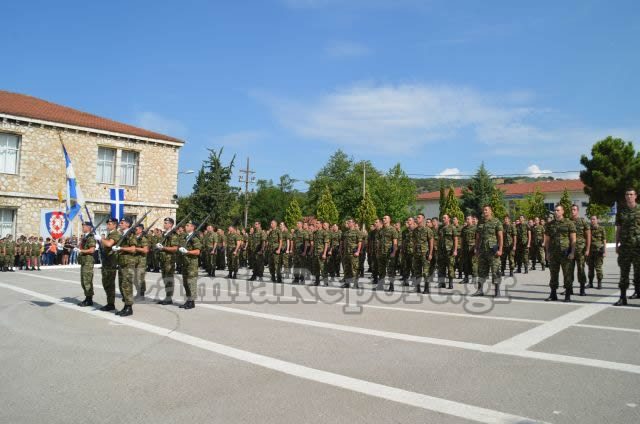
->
[580, 136, 640, 207]
[284, 197, 303, 229]
[441, 186, 464, 222]
[460, 163, 494, 218]
[586, 202, 611, 221]
[184, 147, 239, 226]
[356, 186, 378, 228]
[316, 186, 339, 224]
[439, 181, 446, 216]
[376, 163, 417, 222]
[524, 187, 547, 220]
[489, 188, 507, 221]
[558, 188, 573, 218]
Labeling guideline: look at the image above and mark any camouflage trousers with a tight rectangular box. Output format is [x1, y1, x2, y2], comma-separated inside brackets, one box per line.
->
[376, 250, 395, 281]
[531, 243, 545, 268]
[358, 250, 366, 276]
[412, 253, 430, 280]
[268, 251, 282, 279]
[240, 248, 247, 268]
[428, 249, 438, 279]
[182, 271, 198, 301]
[587, 248, 604, 283]
[569, 245, 587, 284]
[282, 252, 291, 276]
[101, 266, 117, 305]
[135, 259, 146, 295]
[401, 251, 413, 278]
[462, 246, 478, 277]
[368, 250, 377, 277]
[161, 255, 176, 298]
[328, 249, 341, 277]
[313, 253, 327, 278]
[118, 263, 135, 306]
[293, 252, 306, 278]
[549, 252, 572, 290]
[254, 251, 265, 277]
[247, 247, 255, 270]
[618, 245, 640, 291]
[501, 245, 515, 273]
[227, 249, 238, 272]
[342, 253, 359, 281]
[478, 251, 501, 282]
[515, 244, 529, 269]
[80, 262, 94, 297]
[437, 250, 455, 280]
[216, 248, 225, 270]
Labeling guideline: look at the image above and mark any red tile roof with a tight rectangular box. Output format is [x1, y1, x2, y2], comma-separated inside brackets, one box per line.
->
[0, 90, 183, 143]
[417, 180, 585, 200]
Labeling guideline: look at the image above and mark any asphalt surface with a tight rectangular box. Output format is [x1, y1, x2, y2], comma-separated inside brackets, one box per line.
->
[1, 248, 639, 424]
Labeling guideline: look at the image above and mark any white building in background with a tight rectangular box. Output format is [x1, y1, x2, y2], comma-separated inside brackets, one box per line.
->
[416, 180, 589, 219]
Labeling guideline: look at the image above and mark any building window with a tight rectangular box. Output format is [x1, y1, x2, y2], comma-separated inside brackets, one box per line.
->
[120, 150, 138, 186]
[0, 133, 20, 174]
[544, 202, 555, 212]
[0, 208, 15, 237]
[97, 147, 116, 184]
[94, 213, 110, 238]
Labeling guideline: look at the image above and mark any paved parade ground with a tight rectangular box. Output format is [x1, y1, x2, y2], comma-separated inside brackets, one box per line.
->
[1, 248, 639, 424]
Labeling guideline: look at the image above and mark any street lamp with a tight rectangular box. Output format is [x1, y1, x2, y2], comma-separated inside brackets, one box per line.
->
[174, 170, 195, 203]
[179, 169, 195, 175]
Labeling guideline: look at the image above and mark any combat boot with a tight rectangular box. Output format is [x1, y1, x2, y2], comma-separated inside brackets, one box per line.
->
[516, 266, 521, 274]
[437, 278, 445, 288]
[314, 276, 320, 286]
[586, 279, 593, 289]
[78, 297, 93, 307]
[630, 289, 640, 299]
[563, 290, 571, 303]
[157, 298, 173, 305]
[340, 282, 350, 289]
[471, 280, 484, 297]
[323, 277, 329, 286]
[422, 280, 430, 294]
[545, 289, 558, 302]
[99, 303, 116, 311]
[227, 271, 233, 278]
[385, 280, 395, 292]
[597, 279, 602, 290]
[494, 283, 500, 298]
[414, 277, 421, 293]
[579, 283, 586, 296]
[524, 265, 528, 274]
[614, 291, 628, 306]
[249, 274, 257, 281]
[116, 305, 133, 316]
[509, 269, 514, 277]
[447, 278, 453, 289]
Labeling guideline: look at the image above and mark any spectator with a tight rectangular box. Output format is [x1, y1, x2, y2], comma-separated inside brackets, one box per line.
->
[46, 238, 56, 265]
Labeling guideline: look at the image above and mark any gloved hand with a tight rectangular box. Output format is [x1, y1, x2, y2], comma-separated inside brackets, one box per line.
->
[94, 234, 102, 241]
[178, 247, 188, 254]
[73, 247, 80, 253]
[155, 243, 163, 249]
[112, 245, 121, 251]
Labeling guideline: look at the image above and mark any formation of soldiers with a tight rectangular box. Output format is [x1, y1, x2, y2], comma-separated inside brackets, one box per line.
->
[13, 187, 632, 316]
[0, 234, 42, 272]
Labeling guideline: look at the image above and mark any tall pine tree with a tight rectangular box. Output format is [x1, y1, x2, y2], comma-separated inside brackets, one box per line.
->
[558, 188, 573, 218]
[460, 163, 494, 218]
[284, 198, 303, 229]
[356, 186, 378, 228]
[489, 189, 507, 221]
[316, 186, 339, 224]
[442, 186, 464, 222]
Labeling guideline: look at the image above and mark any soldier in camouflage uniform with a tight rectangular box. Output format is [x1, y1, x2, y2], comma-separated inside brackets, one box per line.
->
[515, 215, 531, 273]
[328, 224, 341, 280]
[400, 217, 414, 284]
[156, 217, 179, 305]
[99, 218, 121, 311]
[614, 188, 640, 306]
[428, 218, 439, 282]
[134, 224, 150, 299]
[544, 205, 577, 302]
[437, 215, 457, 289]
[226, 226, 239, 279]
[112, 217, 137, 316]
[178, 220, 202, 309]
[340, 219, 363, 289]
[367, 222, 379, 279]
[280, 223, 291, 280]
[266, 220, 282, 282]
[568, 204, 592, 296]
[77, 221, 96, 306]
[240, 228, 249, 269]
[501, 216, 516, 276]
[4, 234, 15, 272]
[247, 226, 255, 272]
[412, 213, 434, 293]
[453, 217, 463, 279]
[374, 215, 399, 292]
[310, 221, 328, 286]
[216, 229, 226, 271]
[291, 221, 305, 284]
[202, 225, 214, 276]
[249, 222, 267, 281]
[587, 215, 606, 289]
[461, 215, 478, 285]
[0, 237, 5, 271]
[531, 217, 546, 271]
[472, 205, 503, 297]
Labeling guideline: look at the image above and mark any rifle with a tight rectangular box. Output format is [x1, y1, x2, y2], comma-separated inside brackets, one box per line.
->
[140, 217, 161, 238]
[185, 214, 211, 245]
[89, 215, 110, 235]
[160, 212, 192, 245]
[115, 210, 151, 247]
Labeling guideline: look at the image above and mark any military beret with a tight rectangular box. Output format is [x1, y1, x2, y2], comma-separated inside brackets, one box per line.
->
[136, 223, 144, 230]
[120, 216, 133, 225]
[184, 219, 196, 226]
[106, 217, 118, 224]
[164, 217, 175, 224]
[82, 221, 92, 227]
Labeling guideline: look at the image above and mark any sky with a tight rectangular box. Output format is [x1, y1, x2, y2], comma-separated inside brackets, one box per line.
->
[3, 0, 639, 194]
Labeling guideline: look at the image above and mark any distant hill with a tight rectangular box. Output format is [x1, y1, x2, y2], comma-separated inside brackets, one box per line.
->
[412, 176, 563, 194]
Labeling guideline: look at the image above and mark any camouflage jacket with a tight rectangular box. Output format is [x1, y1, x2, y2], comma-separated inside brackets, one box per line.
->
[79, 233, 96, 266]
[477, 218, 503, 254]
[615, 204, 640, 248]
[545, 218, 576, 253]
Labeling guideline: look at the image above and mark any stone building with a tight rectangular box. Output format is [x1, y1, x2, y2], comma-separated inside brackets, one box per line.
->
[0, 90, 184, 238]
[416, 180, 589, 219]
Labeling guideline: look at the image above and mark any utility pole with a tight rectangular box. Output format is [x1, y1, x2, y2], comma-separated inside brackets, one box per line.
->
[238, 157, 255, 228]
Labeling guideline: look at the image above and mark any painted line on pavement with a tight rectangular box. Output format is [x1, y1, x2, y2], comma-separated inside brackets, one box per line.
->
[0, 281, 547, 424]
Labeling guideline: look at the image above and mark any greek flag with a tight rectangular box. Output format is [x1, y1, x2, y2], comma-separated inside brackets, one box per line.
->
[110, 188, 125, 221]
[62, 144, 86, 222]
